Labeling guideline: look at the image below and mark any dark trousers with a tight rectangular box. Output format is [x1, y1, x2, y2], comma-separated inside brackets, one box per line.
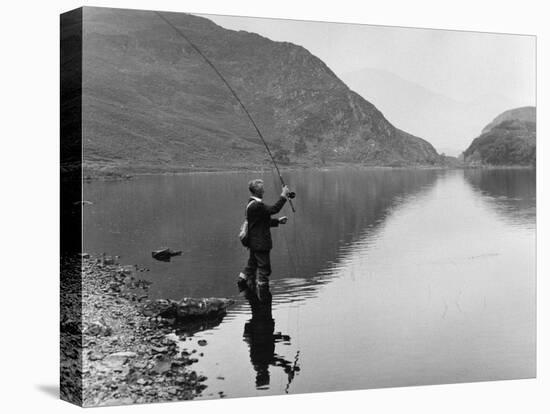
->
[243, 250, 272, 284]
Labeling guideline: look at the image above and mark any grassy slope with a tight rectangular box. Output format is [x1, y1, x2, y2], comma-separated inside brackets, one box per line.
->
[82, 8, 440, 177]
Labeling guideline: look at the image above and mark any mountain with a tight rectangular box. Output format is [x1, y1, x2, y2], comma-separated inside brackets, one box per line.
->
[481, 106, 536, 134]
[80, 7, 440, 176]
[463, 107, 536, 166]
[341, 68, 519, 157]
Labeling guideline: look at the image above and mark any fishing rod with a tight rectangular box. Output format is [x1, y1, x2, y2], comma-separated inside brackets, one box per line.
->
[284, 350, 300, 394]
[154, 11, 296, 212]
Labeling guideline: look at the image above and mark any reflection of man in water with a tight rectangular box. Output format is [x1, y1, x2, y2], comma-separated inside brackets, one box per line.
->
[242, 284, 299, 390]
[238, 179, 290, 289]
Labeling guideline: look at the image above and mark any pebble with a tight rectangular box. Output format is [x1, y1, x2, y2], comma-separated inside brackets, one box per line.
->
[151, 358, 172, 374]
[151, 346, 168, 354]
[88, 351, 104, 361]
[108, 351, 137, 359]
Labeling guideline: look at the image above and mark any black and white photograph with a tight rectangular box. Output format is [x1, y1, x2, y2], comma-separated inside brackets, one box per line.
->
[58, 5, 539, 407]
[57, 7, 537, 406]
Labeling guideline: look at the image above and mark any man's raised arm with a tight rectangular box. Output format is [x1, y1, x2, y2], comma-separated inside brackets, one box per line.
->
[263, 186, 290, 215]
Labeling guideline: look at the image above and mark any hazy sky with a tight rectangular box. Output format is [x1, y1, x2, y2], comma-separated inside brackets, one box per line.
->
[201, 13, 535, 106]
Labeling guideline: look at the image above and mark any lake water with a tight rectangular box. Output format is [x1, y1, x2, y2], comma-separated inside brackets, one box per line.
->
[83, 168, 536, 398]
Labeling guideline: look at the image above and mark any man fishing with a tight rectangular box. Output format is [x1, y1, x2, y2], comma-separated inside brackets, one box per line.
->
[238, 179, 291, 289]
[152, 13, 296, 287]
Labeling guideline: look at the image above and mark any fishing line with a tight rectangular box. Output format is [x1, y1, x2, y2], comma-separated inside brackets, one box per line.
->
[156, 8, 301, 278]
[269, 170, 298, 278]
[155, 13, 304, 378]
[154, 11, 295, 213]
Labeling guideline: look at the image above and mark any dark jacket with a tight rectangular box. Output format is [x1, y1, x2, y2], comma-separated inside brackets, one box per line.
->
[246, 196, 287, 251]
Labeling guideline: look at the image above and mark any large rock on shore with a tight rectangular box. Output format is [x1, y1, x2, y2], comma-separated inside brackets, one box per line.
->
[142, 297, 234, 320]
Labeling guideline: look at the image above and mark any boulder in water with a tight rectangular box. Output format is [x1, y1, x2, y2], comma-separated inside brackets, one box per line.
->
[151, 248, 182, 262]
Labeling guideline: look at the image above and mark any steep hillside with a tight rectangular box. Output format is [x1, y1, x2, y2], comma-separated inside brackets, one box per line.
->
[463, 107, 536, 166]
[82, 7, 439, 176]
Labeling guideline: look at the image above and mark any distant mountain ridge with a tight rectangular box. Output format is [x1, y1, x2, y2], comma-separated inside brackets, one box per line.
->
[463, 106, 536, 166]
[341, 68, 521, 157]
[81, 7, 440, 176]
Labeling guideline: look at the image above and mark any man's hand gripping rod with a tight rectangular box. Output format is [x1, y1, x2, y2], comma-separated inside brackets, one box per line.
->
[281, 182, 296, 213]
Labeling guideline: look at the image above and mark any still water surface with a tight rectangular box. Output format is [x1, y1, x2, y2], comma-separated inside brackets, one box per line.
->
[83, 168, 535, 398]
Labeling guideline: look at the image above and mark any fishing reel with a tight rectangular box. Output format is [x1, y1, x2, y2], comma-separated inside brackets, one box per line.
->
[288, 191, 296, 199]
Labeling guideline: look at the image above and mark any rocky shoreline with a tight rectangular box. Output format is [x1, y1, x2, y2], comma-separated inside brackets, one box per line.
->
[65, 256, 223, 407]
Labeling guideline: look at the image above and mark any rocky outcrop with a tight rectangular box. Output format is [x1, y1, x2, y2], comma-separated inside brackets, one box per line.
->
[463, 107, 536, 166]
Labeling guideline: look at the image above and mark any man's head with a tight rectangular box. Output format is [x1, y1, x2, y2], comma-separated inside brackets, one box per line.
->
[248, 179, 264, 198]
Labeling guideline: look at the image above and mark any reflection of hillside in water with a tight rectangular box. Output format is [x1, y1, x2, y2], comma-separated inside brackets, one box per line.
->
[276, 169, 441, 274]
[218, 171, 443, 393]
[463, 169, 535, 227]
[263, 168, 442, 304]
[83, 169, 441, 300]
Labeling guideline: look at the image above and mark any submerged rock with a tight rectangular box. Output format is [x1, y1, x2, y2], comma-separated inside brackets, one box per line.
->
[151, 249, 182, 262]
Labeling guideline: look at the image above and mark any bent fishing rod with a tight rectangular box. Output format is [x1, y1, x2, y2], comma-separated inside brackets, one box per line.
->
[154, 11, 296, 212]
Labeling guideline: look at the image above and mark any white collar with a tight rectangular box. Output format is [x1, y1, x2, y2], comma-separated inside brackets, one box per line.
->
[250, 196, 262, 202]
